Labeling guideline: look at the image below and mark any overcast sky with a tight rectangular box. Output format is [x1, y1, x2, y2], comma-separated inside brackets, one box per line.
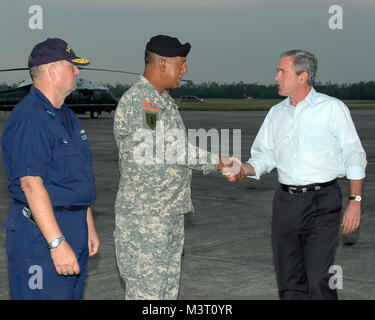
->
[0, 0, 374, 86]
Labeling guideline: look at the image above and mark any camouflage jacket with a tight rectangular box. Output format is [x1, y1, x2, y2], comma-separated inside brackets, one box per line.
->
[114, 76, 217, 216]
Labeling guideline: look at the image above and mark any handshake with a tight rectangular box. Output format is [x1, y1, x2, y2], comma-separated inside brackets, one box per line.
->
[217, 156, 245, 182]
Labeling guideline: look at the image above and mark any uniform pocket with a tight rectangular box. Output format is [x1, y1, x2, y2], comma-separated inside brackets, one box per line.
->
[114, 230, 138, 279]
[51, 144, 89, 186]
[53, 143, 79, 157]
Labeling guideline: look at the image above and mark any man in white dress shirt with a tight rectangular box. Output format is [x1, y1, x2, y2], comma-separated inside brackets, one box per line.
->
[225, 50, 366, 299]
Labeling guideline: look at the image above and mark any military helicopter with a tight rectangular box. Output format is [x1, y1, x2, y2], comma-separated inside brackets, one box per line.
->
[0, 67, 140, 118]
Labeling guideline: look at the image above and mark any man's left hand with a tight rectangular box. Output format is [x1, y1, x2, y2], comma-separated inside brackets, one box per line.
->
[87, 206, 100, 256]
[88, 232, 100, 256]
[341, 202, 361, 235]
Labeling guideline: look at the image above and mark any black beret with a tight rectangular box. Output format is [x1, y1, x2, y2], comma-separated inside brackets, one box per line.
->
[146, 35, 191, 57]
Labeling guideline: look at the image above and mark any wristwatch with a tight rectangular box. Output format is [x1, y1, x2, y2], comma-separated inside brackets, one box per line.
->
[48, 235, 65, 249]
[349, 195, 362, 202]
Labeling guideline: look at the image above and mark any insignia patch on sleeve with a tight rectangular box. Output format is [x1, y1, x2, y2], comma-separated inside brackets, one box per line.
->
[142, 101, 159, 130]
[145, 112, 157, 130]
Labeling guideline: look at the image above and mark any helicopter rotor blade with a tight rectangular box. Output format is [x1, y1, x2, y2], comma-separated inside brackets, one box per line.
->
[79, 67, 192, 82]
[0, 68, 29, 72]
[0, 67, 139, 74]
[78, 67, 140, 76]
[0, 67, 192, 82]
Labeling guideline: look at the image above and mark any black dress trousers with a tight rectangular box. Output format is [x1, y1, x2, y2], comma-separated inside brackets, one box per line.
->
[271, 182, 342, 300]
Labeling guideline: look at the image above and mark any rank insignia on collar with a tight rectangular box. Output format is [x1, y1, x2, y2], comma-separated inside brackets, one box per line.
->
[46, 110, 55, 117]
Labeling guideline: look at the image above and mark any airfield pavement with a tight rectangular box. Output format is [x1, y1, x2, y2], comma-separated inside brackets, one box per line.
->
[0, 108, 374, 301]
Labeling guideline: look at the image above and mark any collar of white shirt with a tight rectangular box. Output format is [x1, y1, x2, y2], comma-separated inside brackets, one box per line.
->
[284, 87, 319, 108]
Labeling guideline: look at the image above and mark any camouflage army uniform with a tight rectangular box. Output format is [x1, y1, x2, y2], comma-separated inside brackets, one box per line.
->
[113, 75, 217, 300]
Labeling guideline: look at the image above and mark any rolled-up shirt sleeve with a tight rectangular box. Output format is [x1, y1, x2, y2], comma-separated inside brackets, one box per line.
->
[10, 117, 52, 181]
[333, 101, 367, 180]
[247, 110, 277, 179]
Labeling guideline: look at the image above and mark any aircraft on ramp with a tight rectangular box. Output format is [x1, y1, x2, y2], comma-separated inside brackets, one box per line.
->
[0, 67, 140, 118]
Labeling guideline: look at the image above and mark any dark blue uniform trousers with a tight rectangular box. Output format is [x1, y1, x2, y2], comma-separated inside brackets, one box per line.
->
[271, 183, 342, 300]
[5, 206, 88, 300]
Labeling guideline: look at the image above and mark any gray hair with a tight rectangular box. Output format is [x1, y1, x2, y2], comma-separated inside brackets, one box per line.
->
[29, 60, 64, 81]
[144, 50, 153, 64]
[144, 50, 174, 66]
[281, 50, 317, 85]
[29, 64, 47, 80]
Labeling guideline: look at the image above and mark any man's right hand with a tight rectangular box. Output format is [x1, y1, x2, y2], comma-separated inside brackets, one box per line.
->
[218, 156, 245, 182]
[50, 241, 80, 276]
[220, 159, 257, 183]
[20, 176, 80, 275]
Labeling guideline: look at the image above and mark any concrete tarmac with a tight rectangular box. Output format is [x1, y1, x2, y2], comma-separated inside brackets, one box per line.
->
[0, 109, 374, 300]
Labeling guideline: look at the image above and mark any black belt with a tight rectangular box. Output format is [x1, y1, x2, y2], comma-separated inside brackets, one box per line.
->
[53, 206, 87, 212]
[20, 203, 87, 225]
[280, 179, 337, 194]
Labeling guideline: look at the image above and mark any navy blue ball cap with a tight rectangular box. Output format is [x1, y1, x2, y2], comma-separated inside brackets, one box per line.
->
[146, 35, 191, 57]
[28, 38, 90, 68]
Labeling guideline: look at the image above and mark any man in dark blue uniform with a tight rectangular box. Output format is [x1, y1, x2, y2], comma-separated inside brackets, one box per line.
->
[1, 38, 100, 299]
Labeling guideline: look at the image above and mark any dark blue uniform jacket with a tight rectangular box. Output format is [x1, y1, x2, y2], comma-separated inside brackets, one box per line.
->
[1, 85, 96, 226]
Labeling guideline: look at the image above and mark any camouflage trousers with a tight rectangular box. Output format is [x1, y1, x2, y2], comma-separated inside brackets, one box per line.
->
[114, 213, 185, 300]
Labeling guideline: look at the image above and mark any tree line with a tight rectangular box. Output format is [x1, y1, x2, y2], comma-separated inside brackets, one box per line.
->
[2, 81, 374, 100]
[105, 81, 375, 100]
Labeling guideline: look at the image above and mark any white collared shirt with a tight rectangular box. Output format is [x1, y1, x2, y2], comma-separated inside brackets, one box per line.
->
[247, 88, 367, 185]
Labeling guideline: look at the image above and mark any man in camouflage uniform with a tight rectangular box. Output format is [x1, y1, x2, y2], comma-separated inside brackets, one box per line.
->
[113, 35, 237, 299]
